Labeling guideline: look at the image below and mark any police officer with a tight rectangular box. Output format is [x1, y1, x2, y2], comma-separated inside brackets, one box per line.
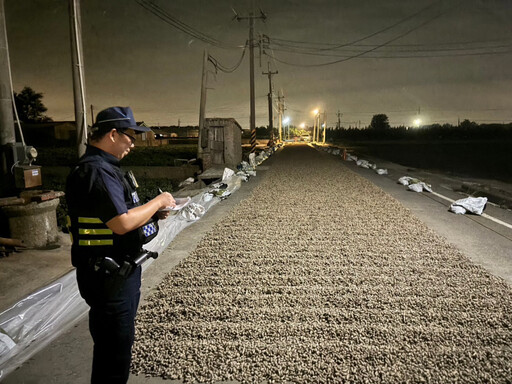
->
[66, 106, 175, 383]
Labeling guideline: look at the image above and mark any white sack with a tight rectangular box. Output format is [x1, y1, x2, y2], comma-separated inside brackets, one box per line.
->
[450, 197, 487, 215]
[356, 160, 372, 169]
[249, 153, 256, 167]
[222, 168, 235, 181]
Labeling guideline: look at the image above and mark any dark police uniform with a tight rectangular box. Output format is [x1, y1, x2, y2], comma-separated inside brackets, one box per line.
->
[66, 145, 157, 384]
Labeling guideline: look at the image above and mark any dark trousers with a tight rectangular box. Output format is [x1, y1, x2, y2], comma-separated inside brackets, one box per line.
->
[77, 266, 142, 384]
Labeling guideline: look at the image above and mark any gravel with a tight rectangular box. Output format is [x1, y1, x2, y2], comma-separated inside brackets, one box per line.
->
[132, 143, 512, 383]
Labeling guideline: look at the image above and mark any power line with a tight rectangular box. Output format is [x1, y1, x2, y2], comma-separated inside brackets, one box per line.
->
[269, 0, 445, 52]
[265, 3, 506, 65]
[269, 36, 512, 49]
[264, 0, 470, 66]
[208, 43, 248, 73]
[268, 40, 512, 54]
[134, 0, 238, 49]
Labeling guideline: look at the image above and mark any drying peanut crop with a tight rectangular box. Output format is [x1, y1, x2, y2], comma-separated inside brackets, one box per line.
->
[132, 143, 512, 383]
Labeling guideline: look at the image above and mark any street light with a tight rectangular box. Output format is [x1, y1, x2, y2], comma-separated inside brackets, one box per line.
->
[413, 118, 422, 128]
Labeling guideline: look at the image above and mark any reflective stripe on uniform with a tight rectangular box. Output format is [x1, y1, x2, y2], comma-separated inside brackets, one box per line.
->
[79, 239, 114, 246]
[79, 228, 113, 235]
[74, 217, 113, 246]
[78, 217, 104, 224]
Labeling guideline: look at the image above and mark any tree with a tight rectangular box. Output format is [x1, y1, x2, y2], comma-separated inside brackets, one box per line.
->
[13, 86, 52, 122]
[370, 114, 390, 130]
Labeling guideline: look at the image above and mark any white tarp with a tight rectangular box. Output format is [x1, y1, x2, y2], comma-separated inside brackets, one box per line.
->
[0, 170, 250, 379]
[398, 176, 432, 193]
[449, 197, 488, 215]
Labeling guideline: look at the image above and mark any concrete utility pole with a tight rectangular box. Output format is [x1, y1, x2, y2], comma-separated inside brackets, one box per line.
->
[69, 0, 87, 157]
[277, 91, 284, 142]
[337, 109, 342, 129]
[0, 0, 16, 196]
[236, 8, 266, 153]
[316, 113, 321, 142]
[198, 49, 208, 150]
[322, 111, 327, 144]
[262, 62, 277, 141]
[312, 112, 317, 143]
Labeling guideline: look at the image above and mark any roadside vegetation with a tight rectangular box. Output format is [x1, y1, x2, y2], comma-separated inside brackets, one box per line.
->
[327, 120, 512, 183]
[35, 143, 198, 167]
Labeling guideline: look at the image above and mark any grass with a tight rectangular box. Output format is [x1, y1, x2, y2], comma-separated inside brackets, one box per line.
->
[35, 144, 198, 167]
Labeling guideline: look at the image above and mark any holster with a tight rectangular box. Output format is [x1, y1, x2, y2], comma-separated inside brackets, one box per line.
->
[93, 249, 159, 278]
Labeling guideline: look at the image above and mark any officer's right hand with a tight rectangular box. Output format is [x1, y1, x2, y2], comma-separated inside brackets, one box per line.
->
[158, 192, 176, 209]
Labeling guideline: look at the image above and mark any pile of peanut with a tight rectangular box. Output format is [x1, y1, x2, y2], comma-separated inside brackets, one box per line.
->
[132, 143, 512, 383]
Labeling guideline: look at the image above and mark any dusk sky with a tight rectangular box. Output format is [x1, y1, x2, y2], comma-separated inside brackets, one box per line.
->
[5, 0, 512, 129]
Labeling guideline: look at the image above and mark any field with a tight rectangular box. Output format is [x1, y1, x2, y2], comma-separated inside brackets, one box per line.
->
[336, 139, 512, 183]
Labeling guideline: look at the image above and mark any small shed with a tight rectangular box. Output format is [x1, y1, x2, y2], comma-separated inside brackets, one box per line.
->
[198, 118, 243, 170]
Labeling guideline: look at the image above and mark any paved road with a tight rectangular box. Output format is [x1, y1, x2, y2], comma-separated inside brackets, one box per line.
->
[3, 143, 511, 383]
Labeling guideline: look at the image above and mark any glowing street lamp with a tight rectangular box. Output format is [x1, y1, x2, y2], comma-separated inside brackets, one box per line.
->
[413, 118, 422, 128]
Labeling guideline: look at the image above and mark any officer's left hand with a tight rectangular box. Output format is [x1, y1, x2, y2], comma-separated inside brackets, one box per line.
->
[156, 210, 171, 220]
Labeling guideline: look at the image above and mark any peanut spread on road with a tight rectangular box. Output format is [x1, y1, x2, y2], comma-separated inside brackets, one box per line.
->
[132, 143, 512, 383]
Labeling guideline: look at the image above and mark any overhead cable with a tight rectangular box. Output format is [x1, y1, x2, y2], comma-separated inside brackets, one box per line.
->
[208, 42, 248, 73]
[270, 36, 512, 49]
[267, 44, 512, 59]
[270, 0, 445, 52]
[135, 0, 237, 49]
[264, 1, 472, 67]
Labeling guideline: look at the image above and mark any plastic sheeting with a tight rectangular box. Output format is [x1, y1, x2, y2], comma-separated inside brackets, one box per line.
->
[0, 172, 244, 380]
[449, 196, 488, 215]
[312, 145, 389, 176]
[398, 176, 432, 193]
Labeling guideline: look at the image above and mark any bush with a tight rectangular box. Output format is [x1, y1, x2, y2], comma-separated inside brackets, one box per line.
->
[35, 144, 197, 167]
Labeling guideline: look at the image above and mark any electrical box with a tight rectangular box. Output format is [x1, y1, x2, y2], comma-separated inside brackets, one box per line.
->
[14, 165, 42, 189]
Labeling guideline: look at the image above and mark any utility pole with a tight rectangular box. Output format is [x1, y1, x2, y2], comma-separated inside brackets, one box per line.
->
[69, 0, 87, 157]
[316, 113, 321, 142]
[277, 91, 284, 142]
[312, 112, 317, 143]
[337, 109, 342, 129]
[0, 0, 16, 196]
[90, 104, 95, 125]
[322, 111, 327, 144]
[198, 49, 208, 150]
[262, 62, 277, 142]
[236, 7, 266, 153]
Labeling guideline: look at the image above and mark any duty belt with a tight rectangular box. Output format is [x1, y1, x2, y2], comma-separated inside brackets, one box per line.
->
[88, 250, 159, 278]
